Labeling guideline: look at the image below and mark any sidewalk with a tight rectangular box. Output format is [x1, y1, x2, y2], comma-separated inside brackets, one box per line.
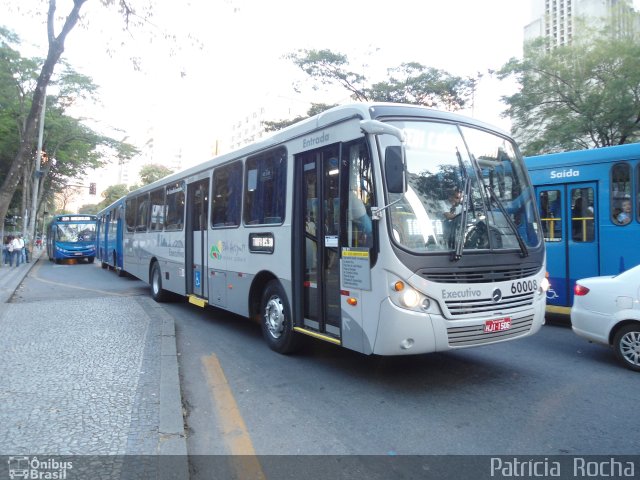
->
[0, 249, 188, 478]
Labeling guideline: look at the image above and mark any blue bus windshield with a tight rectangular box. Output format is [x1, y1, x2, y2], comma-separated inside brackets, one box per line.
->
[55, 223, 96, 243]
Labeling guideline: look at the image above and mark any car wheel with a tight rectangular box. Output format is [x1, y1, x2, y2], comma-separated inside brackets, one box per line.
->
[151, 262, 167, 303]
[260, 280, 300, 354]
[613, 324, 640, 372]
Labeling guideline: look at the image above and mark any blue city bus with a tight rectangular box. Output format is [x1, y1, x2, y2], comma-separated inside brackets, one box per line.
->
[46, 214, 97, 263]
[526, 143, 640, 313]
[96, 198, 126, 276]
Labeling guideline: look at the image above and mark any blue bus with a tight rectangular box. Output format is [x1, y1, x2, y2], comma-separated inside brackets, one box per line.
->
[47, 214, 97, 263]
[526, 143, 640, 313]
[96, 198, 126, 276]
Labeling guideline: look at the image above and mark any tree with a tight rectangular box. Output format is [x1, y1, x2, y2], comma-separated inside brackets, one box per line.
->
[0, 0, 175, 236]
[366, 63, 472, 111]
[0, 27, 138, 232]
[498, 12, 640, 155]
[287, 49, 473, 111]
[0, 0, 89, 233]
[98, 183, 129, 209]
[262, 103, 338, 132]
[138, 163, 174, 185]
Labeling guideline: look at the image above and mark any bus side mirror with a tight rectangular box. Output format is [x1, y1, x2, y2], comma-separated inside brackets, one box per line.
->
[385, 146, 407, 194]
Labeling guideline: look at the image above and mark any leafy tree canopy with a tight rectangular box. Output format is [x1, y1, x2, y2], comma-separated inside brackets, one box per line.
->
[498, 11, 640, 155]
[138, 163, 174, 185]
[270, 49, 474, 133]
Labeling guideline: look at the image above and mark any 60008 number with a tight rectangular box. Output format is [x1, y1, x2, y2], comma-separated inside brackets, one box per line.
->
[511, 280, 537, 294]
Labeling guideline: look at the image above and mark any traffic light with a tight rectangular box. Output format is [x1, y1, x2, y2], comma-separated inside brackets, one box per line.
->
[89, 182, 96, 195]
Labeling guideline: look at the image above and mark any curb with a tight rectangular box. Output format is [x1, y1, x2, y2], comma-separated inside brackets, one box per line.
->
[143, 299, 190, 479]
[0, 248, 45, 303]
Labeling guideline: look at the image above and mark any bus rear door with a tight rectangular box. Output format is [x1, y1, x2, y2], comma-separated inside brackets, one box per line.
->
[186, 178, 209, 305]
[537, 182, 598, 310]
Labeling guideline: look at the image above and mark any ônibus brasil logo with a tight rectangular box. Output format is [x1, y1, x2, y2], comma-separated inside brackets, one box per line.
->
[7, 456, 73, 479]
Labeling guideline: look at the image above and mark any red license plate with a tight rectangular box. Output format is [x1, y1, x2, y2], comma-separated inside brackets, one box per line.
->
[484, 317, 511, 333]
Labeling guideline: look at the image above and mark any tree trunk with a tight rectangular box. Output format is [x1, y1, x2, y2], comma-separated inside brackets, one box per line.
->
[0, 0, 87, 228]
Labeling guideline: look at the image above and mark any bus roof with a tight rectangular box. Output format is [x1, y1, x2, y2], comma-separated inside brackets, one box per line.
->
[125, 102, 512, 199]
[525, 143, 640, 171]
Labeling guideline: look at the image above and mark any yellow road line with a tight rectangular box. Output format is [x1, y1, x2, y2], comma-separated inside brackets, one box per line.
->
[201, 354, 266, 480]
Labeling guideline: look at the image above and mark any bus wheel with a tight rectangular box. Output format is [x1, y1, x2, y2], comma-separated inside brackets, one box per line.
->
[260, 280, 300, 354]
[151, 262, 168, 303]
[114, 252, 126, 277]
[88, 256, 95, 264]
[613, 324, 640, 372]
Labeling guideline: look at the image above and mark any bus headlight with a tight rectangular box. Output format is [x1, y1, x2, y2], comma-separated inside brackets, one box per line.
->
[388, 277, 437, 313]
[402, 289, 421, 308]
[539, 277, 550, 295]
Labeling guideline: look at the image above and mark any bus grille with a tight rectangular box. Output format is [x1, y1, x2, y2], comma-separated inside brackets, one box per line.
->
[444, 291, 535, 317]
[447, 314, 534, 347]
[420, 265, 540, 284]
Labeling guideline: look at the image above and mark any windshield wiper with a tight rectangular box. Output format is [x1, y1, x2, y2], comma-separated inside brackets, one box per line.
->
[451, 175, 471, 261]
[484, 183, 529, 258]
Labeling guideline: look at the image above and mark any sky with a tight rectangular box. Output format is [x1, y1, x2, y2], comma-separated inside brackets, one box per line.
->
[5, 0, 634, 203]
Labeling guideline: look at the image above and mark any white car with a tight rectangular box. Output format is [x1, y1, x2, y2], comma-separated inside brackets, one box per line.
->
[571, 265, 640, 372]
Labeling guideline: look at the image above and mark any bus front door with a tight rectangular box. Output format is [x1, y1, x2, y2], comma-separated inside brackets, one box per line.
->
[186, 178, 209, 304]
[537, 182, 597, 310]
[298, 145, 342, 341]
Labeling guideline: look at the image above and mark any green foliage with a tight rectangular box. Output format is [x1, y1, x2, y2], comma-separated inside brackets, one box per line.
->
[138, 163, 174, 185]
[271, 49, 473, 133]
[498, 13, 640, 155]
[262, 103, 337, 132]
[366, 63, 472, 111]
[0, 25, 139, 218]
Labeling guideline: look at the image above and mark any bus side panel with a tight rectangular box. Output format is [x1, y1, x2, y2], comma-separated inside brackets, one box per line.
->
[150, 230, 186, 295]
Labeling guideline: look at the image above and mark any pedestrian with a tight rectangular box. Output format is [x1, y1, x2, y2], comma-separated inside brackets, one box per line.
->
[11, 235, 22, 267]
[19, 234, 28, 264]
[2, 236, 12, 266]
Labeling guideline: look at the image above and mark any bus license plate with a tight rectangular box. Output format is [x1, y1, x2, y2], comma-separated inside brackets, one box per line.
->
[484, 317, 511, 333]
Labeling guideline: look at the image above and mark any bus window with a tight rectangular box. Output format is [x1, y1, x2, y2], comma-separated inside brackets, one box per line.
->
[611, 162, 631, 225]
[212, 161, 242, 227]
[540, 190, 562, 241]
[637, 164, 640, 223]
[571, 188, 594, 242]
[165, 182, 185, 231]
[149, 188, 166, 232]
[136, 194, 150, 232]
[244, 148, 287, 225]
[345, 139, 374, 249]
[125, 197, 136, 233]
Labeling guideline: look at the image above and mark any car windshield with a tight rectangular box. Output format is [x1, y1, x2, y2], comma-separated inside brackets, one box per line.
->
[379, 120, 539, 255]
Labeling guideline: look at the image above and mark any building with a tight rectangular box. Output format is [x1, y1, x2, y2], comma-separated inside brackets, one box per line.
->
[524, 0, 639, 49]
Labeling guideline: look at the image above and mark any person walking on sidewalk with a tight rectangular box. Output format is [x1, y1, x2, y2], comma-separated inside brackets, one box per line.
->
[11, 235, 22, 267]
[3, 236, 13, 266]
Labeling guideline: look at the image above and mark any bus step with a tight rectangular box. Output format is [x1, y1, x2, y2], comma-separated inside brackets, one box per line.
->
[293, 327, 341, 345]
[188, 295, 208, 308]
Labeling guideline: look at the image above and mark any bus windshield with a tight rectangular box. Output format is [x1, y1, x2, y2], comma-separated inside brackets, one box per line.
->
[55, 223, 96, 243]
[380, 120, 539, 255]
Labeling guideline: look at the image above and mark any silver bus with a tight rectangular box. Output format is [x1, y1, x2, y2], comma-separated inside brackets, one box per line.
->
[109, 103, 548, 355]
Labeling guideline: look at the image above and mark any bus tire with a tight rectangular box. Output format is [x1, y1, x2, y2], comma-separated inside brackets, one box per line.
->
[613, 324, 640, 372]
[150, 262, 168, 303]
[260, 280, 300, 354]
[88, 256, 95, 264]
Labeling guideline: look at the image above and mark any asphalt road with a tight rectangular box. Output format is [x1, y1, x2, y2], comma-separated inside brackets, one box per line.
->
[14, 258, 640, 478]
